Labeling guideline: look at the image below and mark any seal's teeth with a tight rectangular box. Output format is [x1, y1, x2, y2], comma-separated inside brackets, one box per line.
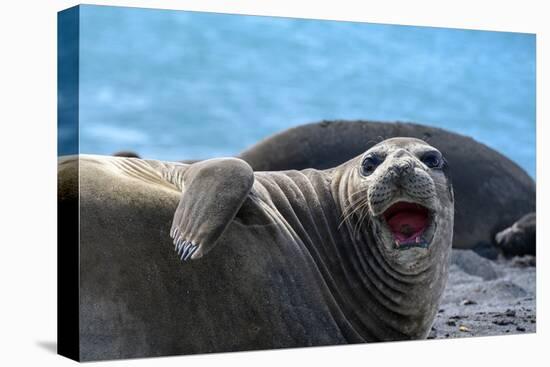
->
[416, 236, 421, 244]
[394, 240, 400, 249]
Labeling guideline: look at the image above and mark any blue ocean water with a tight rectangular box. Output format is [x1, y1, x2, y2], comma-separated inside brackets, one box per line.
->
[75, 5, 536, 176]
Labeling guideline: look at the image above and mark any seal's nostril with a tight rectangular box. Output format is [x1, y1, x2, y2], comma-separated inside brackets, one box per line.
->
[392, 161, 412, 175]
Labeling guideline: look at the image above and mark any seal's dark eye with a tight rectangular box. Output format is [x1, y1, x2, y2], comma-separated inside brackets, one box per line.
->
[361, 154, 383, 176]
[421, 151, 442, 169]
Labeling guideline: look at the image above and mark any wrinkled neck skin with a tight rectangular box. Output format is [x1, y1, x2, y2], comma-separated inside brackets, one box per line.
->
[255, 160, 453, 342]
[334, 159, 452, 341]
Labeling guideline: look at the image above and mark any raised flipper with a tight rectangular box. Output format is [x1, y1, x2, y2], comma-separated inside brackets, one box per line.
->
[169, 158, 254, 261]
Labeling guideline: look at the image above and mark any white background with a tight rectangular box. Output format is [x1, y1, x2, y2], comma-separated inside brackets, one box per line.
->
[0, 0, 546, 366]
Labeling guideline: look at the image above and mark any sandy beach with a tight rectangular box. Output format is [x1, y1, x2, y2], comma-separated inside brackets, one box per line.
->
[430, 249, 536, 339]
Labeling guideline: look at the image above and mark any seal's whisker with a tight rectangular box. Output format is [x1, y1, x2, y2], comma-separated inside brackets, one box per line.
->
[353, 203, 372, 239]
[338, 196, 370, 230]
[341, 197, 371, 237]
[353, 208, 366, 239]
[341, 190, 369, 214]
[341, 200, 363, 219]
[339, 202, 364, 229]
[342, 194, 370, 218]
[340, 195, 365, 218]
[348, 188, 369, 200]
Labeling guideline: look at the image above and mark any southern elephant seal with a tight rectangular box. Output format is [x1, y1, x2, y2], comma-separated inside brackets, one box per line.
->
[237, 120, 536, 257]
[59, 137, 453, 360]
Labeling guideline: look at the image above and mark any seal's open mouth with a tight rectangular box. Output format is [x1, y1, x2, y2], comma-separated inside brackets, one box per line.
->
[383, 202, 432, 250]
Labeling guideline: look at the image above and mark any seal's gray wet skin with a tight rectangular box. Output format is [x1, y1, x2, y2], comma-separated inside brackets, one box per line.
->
[60, 137, 453, 360]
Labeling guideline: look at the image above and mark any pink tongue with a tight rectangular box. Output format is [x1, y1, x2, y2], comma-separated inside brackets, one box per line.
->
[387, 212, 428, 242]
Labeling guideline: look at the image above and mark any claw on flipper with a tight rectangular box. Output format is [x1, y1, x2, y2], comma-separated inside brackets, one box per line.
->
[176, 239, 186, 255]
[170, 229, 199, 262]
[183, 244, 198, 261]
[180, 243, 192, 260]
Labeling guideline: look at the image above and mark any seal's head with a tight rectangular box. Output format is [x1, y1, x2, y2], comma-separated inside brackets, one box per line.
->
[342, 137, 454, 270]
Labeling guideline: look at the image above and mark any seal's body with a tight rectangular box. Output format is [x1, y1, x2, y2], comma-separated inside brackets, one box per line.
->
[60, 138, 453, 361]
